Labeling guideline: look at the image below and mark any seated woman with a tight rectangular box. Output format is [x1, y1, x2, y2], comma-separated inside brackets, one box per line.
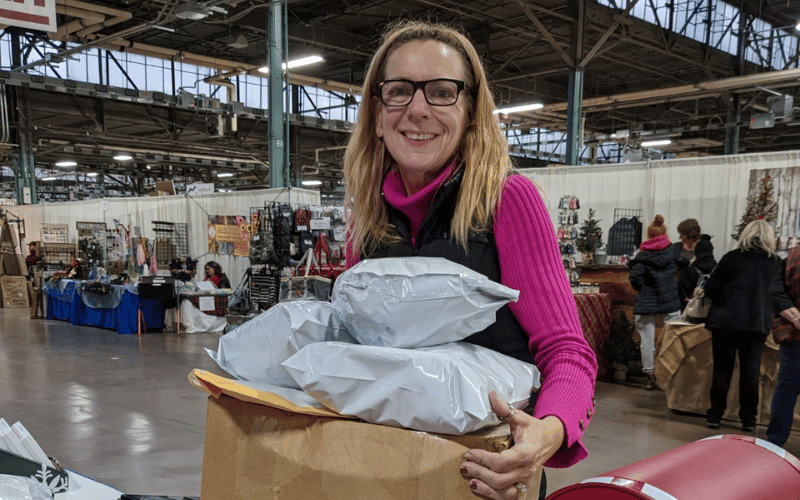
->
[203, 261, 223, 288]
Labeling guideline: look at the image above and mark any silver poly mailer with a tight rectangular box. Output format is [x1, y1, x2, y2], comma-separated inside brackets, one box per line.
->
[331, 257, 520, 348]
[0, 475, 52, 500]
[206, 300, 354, 388]
[282, 341, 541, 435]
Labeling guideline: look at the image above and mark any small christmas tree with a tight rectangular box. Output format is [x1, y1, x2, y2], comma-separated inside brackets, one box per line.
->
[732, 173, 778, 240]
[577, 209, 603, 253]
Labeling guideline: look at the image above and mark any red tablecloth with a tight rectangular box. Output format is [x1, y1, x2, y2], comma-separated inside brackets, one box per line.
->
[573, 293, 612, 378]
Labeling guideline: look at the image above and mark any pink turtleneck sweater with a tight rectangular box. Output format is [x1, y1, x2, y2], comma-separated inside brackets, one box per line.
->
[348, 169, 597, 468]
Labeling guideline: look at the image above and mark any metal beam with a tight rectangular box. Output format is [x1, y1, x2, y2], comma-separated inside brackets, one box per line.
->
[579, 0, 640, 69]
[516, 0, 574, 67]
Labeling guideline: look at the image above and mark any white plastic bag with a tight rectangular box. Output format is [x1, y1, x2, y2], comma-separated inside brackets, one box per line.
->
[331, 257, 520, 348]
[0, 475, 52, 500]
[207, 300, 355, 388]
[282, 341, 540, 435]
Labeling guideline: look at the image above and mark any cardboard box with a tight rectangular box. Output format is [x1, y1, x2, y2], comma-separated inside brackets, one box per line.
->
[191, 370, 540, 500]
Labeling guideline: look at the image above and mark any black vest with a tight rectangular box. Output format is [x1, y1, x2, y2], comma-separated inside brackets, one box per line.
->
[365, 172, 534, 364]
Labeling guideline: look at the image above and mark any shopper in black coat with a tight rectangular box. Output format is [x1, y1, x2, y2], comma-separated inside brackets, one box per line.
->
[678, 235, 716, 309]
[703, 219, 793, 431]
[628, 214, 689, 390]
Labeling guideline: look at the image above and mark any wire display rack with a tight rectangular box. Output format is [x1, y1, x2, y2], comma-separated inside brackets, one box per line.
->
[606, 208, 644, 256]
[152, 221, 188, 268]
[76, 221, 107, 266]
[40, 223, 69, 243]
[39, 243, 77, 272]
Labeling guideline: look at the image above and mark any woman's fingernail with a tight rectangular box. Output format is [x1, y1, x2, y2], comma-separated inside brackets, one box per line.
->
[463, 452, 473, 461]
[460, 466, 468, 474]
[469, 481, 478, 490]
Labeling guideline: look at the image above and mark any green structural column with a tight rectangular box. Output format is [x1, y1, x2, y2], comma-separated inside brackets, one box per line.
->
[565, 70, 584, 166]
[13, 87, 37, 204]
[12, 150, 36, 204]
[724, 94, 740, 155]
[267, 0, 286, 188]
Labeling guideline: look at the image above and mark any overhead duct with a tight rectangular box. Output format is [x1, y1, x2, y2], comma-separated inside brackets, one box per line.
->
[53, 0, 132, 40]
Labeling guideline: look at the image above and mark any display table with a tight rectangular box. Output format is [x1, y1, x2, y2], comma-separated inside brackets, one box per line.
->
[573, 293, 612, 378]
[579, 265, 636, 321]
[43, 279, 167, 335]
[655, 321, 800, 429]
[177, 290, 231, 333]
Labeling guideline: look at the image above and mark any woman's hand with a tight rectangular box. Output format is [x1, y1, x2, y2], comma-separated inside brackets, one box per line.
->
[780, 306, 800, 331]
[459, 391, 565, 499]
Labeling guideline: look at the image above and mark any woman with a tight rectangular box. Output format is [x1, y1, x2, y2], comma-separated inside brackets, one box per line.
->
[677, 234, 716, 309]
[675, 218, 702, 260]
[628, 215, 688, 390]
[25, 242, 38, 269]
[704, 219, 793, 431]
[343, 20, 597, 500]
[204, 261, 222, 288]
[766, 245, 800, 447]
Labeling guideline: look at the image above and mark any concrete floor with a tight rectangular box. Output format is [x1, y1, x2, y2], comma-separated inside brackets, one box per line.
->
[2, 307, 799, 497]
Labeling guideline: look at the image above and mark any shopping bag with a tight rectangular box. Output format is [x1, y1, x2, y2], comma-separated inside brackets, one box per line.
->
[681, 290, 710, 324]
[280, 249, 331, 302]
[228, 269, 252, 315]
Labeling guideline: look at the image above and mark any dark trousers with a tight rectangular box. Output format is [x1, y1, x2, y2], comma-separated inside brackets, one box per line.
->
[708, 329, 766, 424]
[766, 342, 800, 446]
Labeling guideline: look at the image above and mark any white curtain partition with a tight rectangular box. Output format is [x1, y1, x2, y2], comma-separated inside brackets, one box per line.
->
[7, 149, 800, 288]
[519, 150, 800, 258]
[6, 188, 320, 289]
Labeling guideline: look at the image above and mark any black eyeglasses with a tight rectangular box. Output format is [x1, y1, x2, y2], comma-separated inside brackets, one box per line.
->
[374, 79, 466, 107]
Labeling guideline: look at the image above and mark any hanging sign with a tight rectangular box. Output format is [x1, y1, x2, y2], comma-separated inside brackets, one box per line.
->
[0, 0, 56, 32]
[310, 218, 330, 230]
[186, 183, 215, 195]
[208, 215, 250, 257]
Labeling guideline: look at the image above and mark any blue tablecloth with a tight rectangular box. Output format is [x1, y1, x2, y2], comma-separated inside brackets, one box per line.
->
[44, 280, 166, 335]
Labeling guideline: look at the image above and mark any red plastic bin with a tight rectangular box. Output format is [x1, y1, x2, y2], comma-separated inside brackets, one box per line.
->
[546, 434, 800, 499]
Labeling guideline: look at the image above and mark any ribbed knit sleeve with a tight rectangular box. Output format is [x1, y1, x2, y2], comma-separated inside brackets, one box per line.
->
[494, 175, 598, 468]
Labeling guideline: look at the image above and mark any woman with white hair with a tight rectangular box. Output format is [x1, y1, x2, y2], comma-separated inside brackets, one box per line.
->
[703, 219, 794, 431]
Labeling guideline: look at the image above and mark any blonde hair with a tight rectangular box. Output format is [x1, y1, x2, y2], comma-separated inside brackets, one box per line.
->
[343, 20, 512, 258]
[736, 219, 777, 256]
[647, 214, 667, 239]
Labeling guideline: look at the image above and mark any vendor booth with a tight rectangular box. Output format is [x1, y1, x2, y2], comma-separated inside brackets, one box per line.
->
[43, 279, 167, 335]
[655, 321, 800, 428]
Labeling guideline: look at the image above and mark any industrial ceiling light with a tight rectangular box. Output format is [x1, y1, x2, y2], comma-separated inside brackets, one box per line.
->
[42, 176, 57, 181]
[217, 172, 234, 177]
[493, 103, 544, 115]
[225, 29, 248, 49]
[55, 160, 77, 167]
[302, 179, 322, 186]
[113, 154, 133, 161]
[258, 55, 324, 74]
[86, 172, 99, 177]
[174, 1, 208, 20]
[640, 139, 672, 147]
